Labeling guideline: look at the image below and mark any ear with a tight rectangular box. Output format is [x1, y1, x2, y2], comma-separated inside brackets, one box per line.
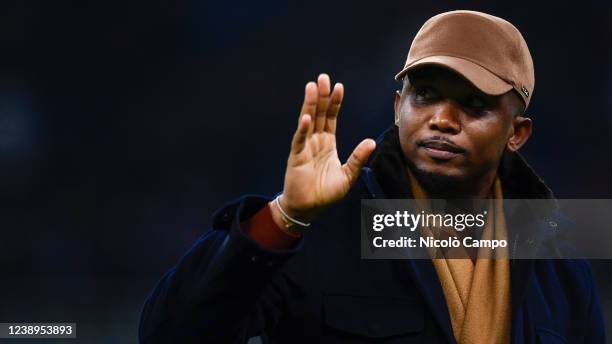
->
[394, 90, 401, 126]
[506, 116, 533, 152]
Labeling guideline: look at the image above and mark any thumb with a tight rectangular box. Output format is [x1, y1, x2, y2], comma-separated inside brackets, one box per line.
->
[342, 138, 376, 184]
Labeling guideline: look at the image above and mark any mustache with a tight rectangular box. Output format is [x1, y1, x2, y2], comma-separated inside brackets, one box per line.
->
[416, 136, 467, 153]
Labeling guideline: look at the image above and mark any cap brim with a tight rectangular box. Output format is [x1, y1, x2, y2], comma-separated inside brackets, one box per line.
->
[394, 55, 513, 96]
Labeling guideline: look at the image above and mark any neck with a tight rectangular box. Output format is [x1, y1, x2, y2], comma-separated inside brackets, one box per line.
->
[455, 171, 497, 199]
[407, 165, 498, 212]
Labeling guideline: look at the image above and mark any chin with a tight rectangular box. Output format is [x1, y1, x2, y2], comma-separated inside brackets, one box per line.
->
[408, 160, 468, 197]
[415, 160, 465, 179]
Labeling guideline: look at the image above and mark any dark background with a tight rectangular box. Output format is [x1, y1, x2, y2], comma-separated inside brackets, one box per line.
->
[0, 0, 610, 342]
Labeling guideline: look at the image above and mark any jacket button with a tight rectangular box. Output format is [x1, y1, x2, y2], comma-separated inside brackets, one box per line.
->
[549, 220, 558, 228]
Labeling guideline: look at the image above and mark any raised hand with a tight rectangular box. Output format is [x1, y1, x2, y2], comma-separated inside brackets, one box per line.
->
[273, 74, 376, 225]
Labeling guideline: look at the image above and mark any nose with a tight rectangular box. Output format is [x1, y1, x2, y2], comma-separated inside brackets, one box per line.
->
[428, 101, 461, 134]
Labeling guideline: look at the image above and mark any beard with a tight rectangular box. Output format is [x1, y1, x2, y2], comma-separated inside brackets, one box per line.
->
[405, 158, 478, 199]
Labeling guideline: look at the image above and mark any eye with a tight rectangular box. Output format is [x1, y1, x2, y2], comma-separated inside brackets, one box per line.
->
[413, 86, 437, 102]
[466, 96, 485, 109]
[463, 95, 493, 113]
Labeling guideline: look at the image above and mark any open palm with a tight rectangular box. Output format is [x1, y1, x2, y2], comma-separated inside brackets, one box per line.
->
[279, 74, 376, 222]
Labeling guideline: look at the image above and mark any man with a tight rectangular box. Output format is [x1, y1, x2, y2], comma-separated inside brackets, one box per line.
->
[139, 10, 605, 343]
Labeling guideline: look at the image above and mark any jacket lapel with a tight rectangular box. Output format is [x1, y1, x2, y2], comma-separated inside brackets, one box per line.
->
[362, 167, 456, 343]
[406, 259, 457, 343]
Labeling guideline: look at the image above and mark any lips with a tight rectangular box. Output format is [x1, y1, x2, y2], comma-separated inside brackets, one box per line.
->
[418, 139, 466, 160]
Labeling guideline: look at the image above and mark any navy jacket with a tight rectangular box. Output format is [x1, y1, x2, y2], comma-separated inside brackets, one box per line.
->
[139, 126, 605, 343]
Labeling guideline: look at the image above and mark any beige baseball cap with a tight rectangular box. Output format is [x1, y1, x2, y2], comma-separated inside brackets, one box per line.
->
[395, 10, 535, 109]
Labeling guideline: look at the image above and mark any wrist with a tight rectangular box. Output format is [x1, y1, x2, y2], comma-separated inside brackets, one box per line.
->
[269, 199, 288, 231]
[271, 194, 312, 234]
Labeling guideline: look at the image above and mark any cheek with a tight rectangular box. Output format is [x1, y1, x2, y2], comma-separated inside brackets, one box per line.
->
[464, 121, 509, 163]
[397, 110, 428, 154]
[398, 103, 428, 137]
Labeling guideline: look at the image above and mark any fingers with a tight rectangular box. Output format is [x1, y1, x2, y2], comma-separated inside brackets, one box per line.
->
[324, 82, 343, 134]
[313, 74, 331, 133]
[342, 139, 376, 184]
[296, 73, 340, 142]
[293, 79, 317, 155]
[291, 114, 311, 154]
[299, 81, 318, 125]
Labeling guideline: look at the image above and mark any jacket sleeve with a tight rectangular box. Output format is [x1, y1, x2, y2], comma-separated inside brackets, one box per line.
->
[138, 195, 304, 343]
